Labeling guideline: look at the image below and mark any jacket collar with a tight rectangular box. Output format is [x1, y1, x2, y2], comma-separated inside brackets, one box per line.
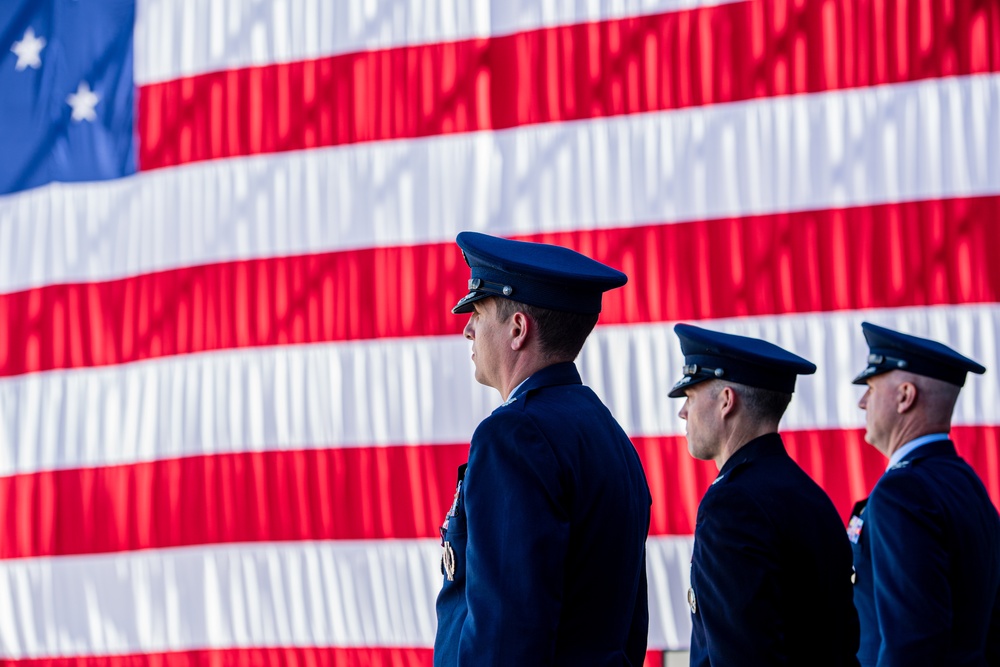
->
[504, 362, 582, 405]
[896, 438, 956, 465]
[718, 432, 785, 477]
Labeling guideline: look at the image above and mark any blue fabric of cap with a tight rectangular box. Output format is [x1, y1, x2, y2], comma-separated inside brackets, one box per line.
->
[668, 323, 817, 398]
[852, 322, 986, 387]
[451, 231, 627, 315]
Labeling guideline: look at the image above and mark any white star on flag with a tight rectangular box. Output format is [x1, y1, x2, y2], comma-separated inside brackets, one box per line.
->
[66, 81, 100, 122]
[11, 27, 46, 70]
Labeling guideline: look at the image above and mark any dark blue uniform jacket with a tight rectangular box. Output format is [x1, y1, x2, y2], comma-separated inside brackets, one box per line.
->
[689, 433, 860, 666]
[850, 440, 1000, 667]
[434, 362, 652, 667]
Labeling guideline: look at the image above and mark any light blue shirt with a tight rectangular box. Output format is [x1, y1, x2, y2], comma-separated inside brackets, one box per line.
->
[502, 377, 530, 406]
[887, 432, 950, 469]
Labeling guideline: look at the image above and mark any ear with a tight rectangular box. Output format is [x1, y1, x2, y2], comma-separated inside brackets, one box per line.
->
[718, 384, 736, 418]
[509, 311, 530, 351]
[897, 381, 918, 414]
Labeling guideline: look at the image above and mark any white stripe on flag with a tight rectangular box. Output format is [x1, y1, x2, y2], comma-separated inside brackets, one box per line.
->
[0, 535, 696, 658]
[133, 0, 748, 84]
[2, 303, 996, 477]
[2, 73, 998, 293]
[0, 539, 441, 658]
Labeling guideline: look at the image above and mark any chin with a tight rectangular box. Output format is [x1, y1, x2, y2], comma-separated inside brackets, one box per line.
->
[685, 441, 703, 460]
[472, 370, 492, 389]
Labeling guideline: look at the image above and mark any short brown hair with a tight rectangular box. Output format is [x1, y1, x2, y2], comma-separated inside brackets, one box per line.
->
[493, 298, 600, 361]
[733, 384, 793, 423]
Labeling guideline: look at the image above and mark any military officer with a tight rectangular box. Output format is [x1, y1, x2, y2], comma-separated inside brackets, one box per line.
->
[849, 322, 1000, 666]
[434, 232, 652, 667]
[669, 324, 859, 666]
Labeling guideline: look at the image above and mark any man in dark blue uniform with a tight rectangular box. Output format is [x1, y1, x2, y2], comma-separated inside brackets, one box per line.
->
[668, 324, 859, 666]
[849, 322, 1000, 666]
[434, 232, 652, 667]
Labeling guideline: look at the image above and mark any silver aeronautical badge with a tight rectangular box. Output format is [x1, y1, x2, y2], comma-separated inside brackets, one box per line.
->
[687, 587, 697, 614]
[443, 541, 456, 581]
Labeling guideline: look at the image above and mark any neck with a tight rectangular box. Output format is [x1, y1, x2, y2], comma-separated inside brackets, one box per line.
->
[882, 420, 951, 459]
[498, 354, 565, 402]
[715, 420, 779, 469]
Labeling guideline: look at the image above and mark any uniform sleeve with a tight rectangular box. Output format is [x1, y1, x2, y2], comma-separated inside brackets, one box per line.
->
[867, 473, 951, 667]
[691, 484, 787, 665]
[625, 548, 649, 666]
[457, 410, 569, 667]
[988, 582, 1000, 666]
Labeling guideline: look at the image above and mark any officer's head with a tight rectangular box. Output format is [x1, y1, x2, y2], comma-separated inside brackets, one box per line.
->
[853, 322, 985, 456]
[452, 232, 626, 395]
[668, 324, 816, 467]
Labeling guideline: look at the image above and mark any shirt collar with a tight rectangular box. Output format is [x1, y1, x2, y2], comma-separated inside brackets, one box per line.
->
[502, 377, 531, 406]
[887, 432, 950, 469]
[499, 362, 583, 407]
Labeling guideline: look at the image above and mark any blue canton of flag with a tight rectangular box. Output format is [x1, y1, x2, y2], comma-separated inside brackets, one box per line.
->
[1, 0, 136, 196]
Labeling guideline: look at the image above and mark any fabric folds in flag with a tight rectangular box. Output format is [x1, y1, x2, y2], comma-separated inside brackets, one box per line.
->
[1, 0, 999, 665]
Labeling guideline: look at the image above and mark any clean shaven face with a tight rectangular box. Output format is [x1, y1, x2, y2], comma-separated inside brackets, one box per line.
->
[463, 298, 509, 393]
[678, 381, 725, 463]
[857, 372, 899, 457]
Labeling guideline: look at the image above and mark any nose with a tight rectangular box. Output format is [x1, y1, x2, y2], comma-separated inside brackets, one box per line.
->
[678, 399, 689, 421]
[463, 315, 475, 340]
[858, 388, 869, 410]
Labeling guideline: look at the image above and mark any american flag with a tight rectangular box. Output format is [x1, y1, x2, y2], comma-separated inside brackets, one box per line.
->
[1, 0, 998, 665]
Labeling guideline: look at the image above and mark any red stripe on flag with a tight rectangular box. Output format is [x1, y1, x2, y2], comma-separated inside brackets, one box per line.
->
[4, 426, 997, 559]
[0, 443, 470, 560]
[648, 426, 1000, 531]
[0, 647, 436, 667]
[3, 195, 999, 377]
[137, 0, 1000, 170]
[0, 648, 667, 667]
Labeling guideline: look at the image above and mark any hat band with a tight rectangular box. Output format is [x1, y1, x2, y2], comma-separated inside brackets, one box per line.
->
[464, 266, 606, 314]
[468, 277, 514, 298]
[682, 363, 727, 380]
[681, 354, 799, 394]
[867, 353, 909, 370]
[853, 351, 969, 387]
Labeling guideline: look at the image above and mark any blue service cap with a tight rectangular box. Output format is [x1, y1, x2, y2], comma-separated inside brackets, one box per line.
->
[668, 323, 817, 398]
[852, 322, 986, 387]
[452, 231, 627, 315]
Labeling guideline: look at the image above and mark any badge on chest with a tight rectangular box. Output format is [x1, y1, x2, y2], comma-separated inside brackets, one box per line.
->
[440, 464, 467, 582]
[847, 499, 867, 545]
[847, 514, 864, 544]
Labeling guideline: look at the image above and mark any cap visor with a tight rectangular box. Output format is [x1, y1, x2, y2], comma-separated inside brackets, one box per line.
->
[667, 375, 713, 398]
[452, 291, 489, 314]
[852, 366, 881, 385]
